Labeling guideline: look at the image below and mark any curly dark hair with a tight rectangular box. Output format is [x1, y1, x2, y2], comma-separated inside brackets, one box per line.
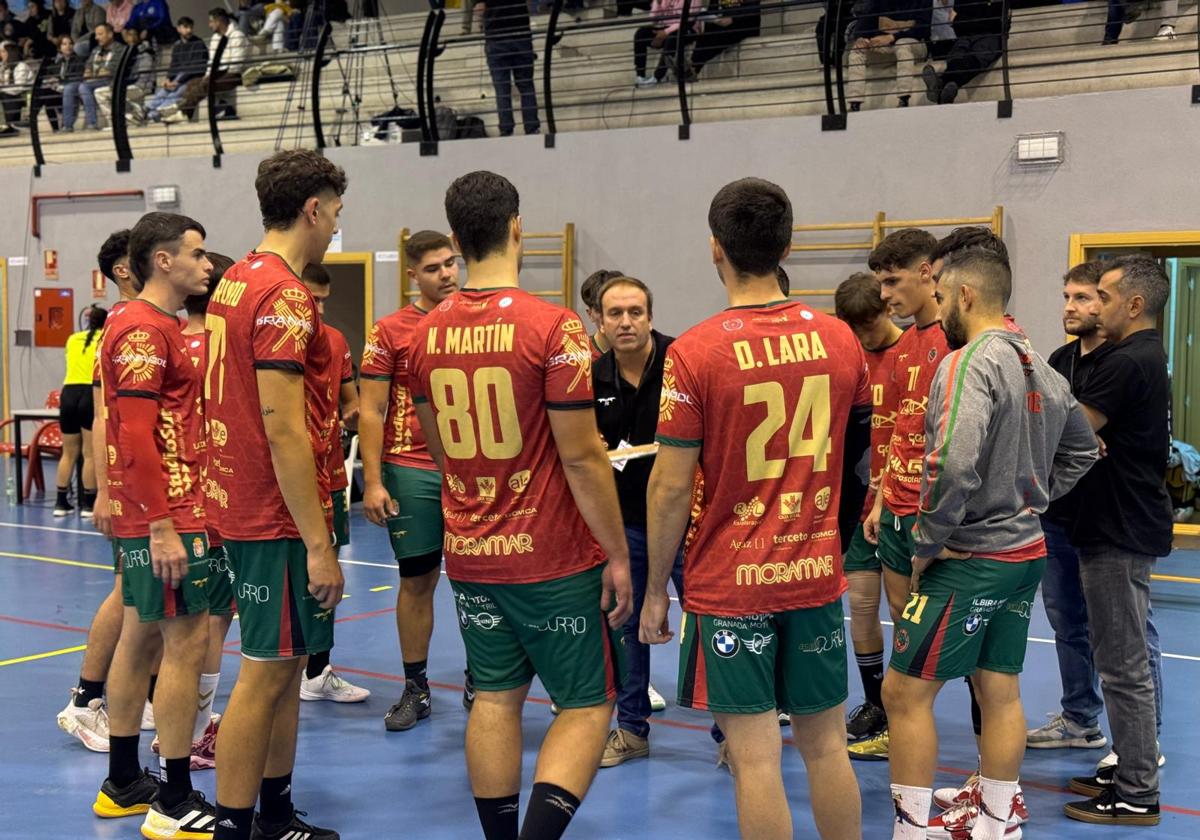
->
[444, 171, 520, 263]
[97, 229, 130, 282]
[867, 228, 938, 273]
[931, 226, 1009, 268]
[255, 150, 348, 231]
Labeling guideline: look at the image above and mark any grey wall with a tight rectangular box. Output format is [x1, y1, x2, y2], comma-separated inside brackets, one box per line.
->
[3, 83, 1196, 409]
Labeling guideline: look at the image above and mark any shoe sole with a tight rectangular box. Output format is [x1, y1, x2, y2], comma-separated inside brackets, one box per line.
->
[140, 822, 215, 839]
[847, 750, 888, 762]
[1026, 737, 1107, 749]
[1068, 779, 1108, 797]
[1063, 804, 1159, 826]
[384, 707, 431, 732]
[58, 714, 110, 752]
[93, 791, 152, 819]
[299, 689, 370, 703]
[599, 748, 650, 768]
[922, 65, 940, 102]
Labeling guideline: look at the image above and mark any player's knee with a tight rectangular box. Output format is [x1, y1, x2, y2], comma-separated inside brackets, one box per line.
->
[881, 669, 908, 712]
[239, 656, 305, 698]
[971, 669, 1020, 707]
[790, 710, 848, 761]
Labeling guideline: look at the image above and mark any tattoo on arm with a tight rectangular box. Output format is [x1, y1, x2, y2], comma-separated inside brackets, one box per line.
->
[261, 406, 275, 417]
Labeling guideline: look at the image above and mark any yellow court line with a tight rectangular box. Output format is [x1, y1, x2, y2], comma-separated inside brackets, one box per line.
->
[0, 550, 110, 570]
[0, 644, 87, 667]
[1151, 574, 1200, 585]
[370, 586, 393, 592]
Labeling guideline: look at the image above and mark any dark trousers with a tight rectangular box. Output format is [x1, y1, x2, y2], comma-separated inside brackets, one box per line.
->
[180, 72, 240, 116]
[485, 37, 539, 136]
[633, 27, 691, 79]
[1105, 0, 1127, 41]
[941, 34, 1002, 89]
[691, 25, 754, 73]
[617, 0, 652, 15]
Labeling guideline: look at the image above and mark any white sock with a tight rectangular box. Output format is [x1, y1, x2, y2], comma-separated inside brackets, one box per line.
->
[890, 784, 931, 839]
[972, 776, 1018, 840]
[192, 673, 220, 742]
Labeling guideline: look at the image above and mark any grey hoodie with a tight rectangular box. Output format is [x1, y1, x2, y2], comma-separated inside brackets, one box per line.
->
[913, 328, 1098, 570]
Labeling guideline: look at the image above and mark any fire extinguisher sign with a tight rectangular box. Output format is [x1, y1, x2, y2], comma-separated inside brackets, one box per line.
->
[44, 249, 58, 280]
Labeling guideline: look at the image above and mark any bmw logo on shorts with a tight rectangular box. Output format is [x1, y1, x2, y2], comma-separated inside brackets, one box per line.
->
[711, 630, 741, 658]
[963, 613, 983, 636]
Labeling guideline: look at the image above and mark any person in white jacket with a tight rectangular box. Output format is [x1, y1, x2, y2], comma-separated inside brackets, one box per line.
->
[0, 39, 33, 131]
[159, 7, 247, 122]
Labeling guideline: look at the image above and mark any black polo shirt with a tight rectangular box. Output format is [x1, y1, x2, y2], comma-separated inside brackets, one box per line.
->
[1068, 329, 1174, 557]
[1043, 339, 1110, 525]
[593, 329, 674, 528]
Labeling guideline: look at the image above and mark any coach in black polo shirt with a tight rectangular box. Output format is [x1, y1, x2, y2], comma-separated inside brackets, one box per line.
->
[1062, 255, 1172, 827]
[591, 274, 681, 768]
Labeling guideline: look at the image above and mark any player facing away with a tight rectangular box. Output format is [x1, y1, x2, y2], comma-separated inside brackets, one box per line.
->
[409, 171, 633, 840]
[92, 212, 217, 838]
[206, 150, 347, 840]
[640, 178, 871, 840]
[360, 230, 465, 731]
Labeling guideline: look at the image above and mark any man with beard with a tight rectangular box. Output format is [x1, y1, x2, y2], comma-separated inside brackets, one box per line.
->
[883, 248, 1098, 840]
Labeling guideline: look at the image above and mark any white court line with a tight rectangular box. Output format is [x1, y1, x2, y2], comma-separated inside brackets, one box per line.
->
[0, 521, 103, 538]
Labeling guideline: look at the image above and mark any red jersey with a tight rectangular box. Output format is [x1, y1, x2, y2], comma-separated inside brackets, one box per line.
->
[656, 301, 871, 616]
[881, 321, 949, 516]
[94, 300, 132, 493]
[324, 325, 354, 493]
[862, 334, 902, 519]
[204, 251, 333, 542]
[184, 331, 224, 549]
[409, 287, 603, 584]
[360, 305, 436, 471]
[101, 300, 205, 539]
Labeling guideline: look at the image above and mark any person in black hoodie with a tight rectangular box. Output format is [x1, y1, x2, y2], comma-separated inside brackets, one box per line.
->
[846, 0, 931, 110]
[143, 16, 206, 121]
[690, 0, 760, 78]
[921, 0, 1007, 104]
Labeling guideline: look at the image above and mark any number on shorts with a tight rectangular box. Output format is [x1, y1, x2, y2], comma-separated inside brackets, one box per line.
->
[743, 375, 832, 481]
[429, 366, 523, 460]
[902, 593, 929, 625]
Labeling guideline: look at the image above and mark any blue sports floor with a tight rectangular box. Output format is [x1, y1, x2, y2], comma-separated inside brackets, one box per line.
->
[2, 486, 1199, 838]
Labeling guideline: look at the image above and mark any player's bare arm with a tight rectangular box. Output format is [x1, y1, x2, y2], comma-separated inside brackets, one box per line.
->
[358, 377, 395, 525]
[91, 383, 114, 539]
[640, 443, 699, 646]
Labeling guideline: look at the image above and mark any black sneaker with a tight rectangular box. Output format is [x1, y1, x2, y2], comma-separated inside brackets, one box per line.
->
[1068, 764, 1115, 797]
[92, 769, 159, 818]
[462, 669, 475, 711]
[251, 809, 339, 839]
[384, 683, 431, 731]
[1064, 788, 1160, 826]
[141, 789, 216, 838]
[846, 702, 887, 741]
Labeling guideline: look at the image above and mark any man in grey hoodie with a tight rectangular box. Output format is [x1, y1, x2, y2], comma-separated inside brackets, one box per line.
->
[882, 248, 1099, 840]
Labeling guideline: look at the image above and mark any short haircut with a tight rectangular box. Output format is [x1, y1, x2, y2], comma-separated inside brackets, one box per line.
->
[931, 226, 1009, 269]
[708, 178, 793, 277]
[1099, 254, 1170, 317]
[301, 263, 332, 287]
[255, 149, 348, 231]
[128, 212, 207, 285]
[835, 272, 887, 326]
[444, 171, 520, 263]
[776, 265, 790, 297]
[177, 16, 194, 27]
[208, 8, 231, 24]
[184, 251, 234, 316]
[939, 248, 1012, 311]
[405, 230, 453, 264]
[95, 22, 112, 34]
[1063, 260, 1102, 286]
[868, 228, 938, 273]
[581, 269, 624, 310]
[598, 275, 653, 318]
[97, 229, 131, 281]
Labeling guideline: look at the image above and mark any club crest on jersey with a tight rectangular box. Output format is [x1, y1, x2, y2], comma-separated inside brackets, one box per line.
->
[554, 326, 592, 394]
[361, 326, 383, 368]
[813, 486, 831, 512]
[722, 318, 744, 332]
[115, 330, 166, 384]
[928, 348, 938, 363]
[192, 537, 205, 558]
[894, 628, 910, 653]
[963, 613, 983, 636]
[281, 287, 308, 302]
[712, 630, 740, 658]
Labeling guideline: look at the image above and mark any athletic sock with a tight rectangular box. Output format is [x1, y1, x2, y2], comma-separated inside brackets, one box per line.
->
[193, 673, 220, 741]
[82, 489, 97, 509]
[474, 794, 520, 840]
[518, 782, 580, 840]
[966, 677, 983, 737]
[55, 487, 70, 508]
[855, 649, 885, 709]
[158, 755, 193, 811]
[973, 777, 1018, 840]
[889, 784, 931, 840]
[148, 674, 158, 704]
[75, 676, 105, 707]
[109, 734, 141, 787]
[213, 803, 254, 840]
[305, 650, 330, 680]
[259, 772, 293, 827]
[404, 660, 429, 691]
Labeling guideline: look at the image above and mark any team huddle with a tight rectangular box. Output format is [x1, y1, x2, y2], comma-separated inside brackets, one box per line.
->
[54, 150, 1175, 840]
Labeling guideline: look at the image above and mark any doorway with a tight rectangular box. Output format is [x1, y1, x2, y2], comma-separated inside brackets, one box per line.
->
[321, 252, 374, 370]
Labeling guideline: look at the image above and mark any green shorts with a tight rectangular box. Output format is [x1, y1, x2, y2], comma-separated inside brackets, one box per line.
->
[119, 533, 211, 623]
[226, 538, 335, 660]
[877, 508, 918, 577]
[207, 544, 235, 617]
[382, 463, 443, 574]
[331, 488, 350, 548]
[677, 601, 848, 716]
[843, 526, 881, 574]
[111, 541, 122, 574]
[449, 564, 625, 708]
[890, 557, 1046, 682]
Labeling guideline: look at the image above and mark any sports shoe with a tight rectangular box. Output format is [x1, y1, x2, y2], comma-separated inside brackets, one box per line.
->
[250, 808, 339, 839]
[600, 728, 649, 767]
[81, 507, 94, 519]
[1025, 712, 1107, 749]
[847, 728, 889, 761]
[1068, 765, 1115, 797]
[922, 63, 942, 103]
[634, 74, 658, 88]
[191, 714, 220, 770]
[142, 701, 156, 731]
[300, 665, 370, 703]
[927, 796, 1023, 838]
[58, 688, 110, 752]
[1154, 24, 1176, 40]
[846, 701, 887, 741]
[647, 683, 666, 712]
[384, 684, 431, 731]
[140, 789, 217, 838]
[462, 669, 475, 711]
[1097, 743, 1166, 770]
[53, 504, 74, 517]
[93, 769, 159, 818]
[1064, 789, 1160, 826]
[778, 709, 791, 726]
[931, 773, 1029, 826]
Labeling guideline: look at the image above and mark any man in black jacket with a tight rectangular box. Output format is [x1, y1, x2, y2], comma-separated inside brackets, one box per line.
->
[144, 16, 207, 122]
[921, 0, 1006, 104]
[847, 0, 931, 110]
[591, 275, 683, 768]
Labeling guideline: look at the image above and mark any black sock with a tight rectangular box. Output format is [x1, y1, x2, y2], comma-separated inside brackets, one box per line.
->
[404, 659, 429, 690]
[518, 783, 580, 840]
[158, 756, 193, 811]
[855, 650, 885, 709]
[147, 674, 158, 703]
[213, 803, 254, 840]
[260, 772, 293, 827]
[75, 676, 105, 707]
[82, 489, 97, 509]
[475, 794, 520, 840]
[966, 676, 983, 737]
[55, 486, 69, 507]
[305, 650, 330, 680]
[108, 734, 141, 787]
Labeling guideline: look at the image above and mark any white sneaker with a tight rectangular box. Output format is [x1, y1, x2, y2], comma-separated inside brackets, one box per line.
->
[933, 772, 979, 811]
[1154, 24, 1176, 40]
[52, 505, 74, 517]
[931, 773, 1030, 827]
[141, 701, 155, 731]
[1097, 743, 1166, 770]
[57, 689, 110, 752]
[927, 795, 1024, 838]
[635, 74, 659, 88]
[647, 683, 666, 712]
[299, 665, 371, 703]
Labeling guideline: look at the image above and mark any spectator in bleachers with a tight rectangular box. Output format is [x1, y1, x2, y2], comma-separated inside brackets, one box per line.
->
[70, 0, 104, 57]
[250, 0, 297, 53]
[236, 0, 266, 34]
[47, 0, 71, 50]
[1104, 0, 1177, 44]
[61, 21, 123, 130]
[633, 0, 699, 87]
[0, 0, 23, 44]
[846, 0, 931, 110]
[22, 1, 53, 58]
[128, 0, 177, 45]
[159, 7, 246, 123]
[95, 25, 156, 123]
[144, 15, 206, 121]
[480, 0, 540, 136]
[927, 0, 953, 60]
[106, 0, 134, 33]
[0, 39, 29, 132]
[690, 0, 760, 79]
[42, 32, 80, 128]
[921, 0, 1006, 104]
